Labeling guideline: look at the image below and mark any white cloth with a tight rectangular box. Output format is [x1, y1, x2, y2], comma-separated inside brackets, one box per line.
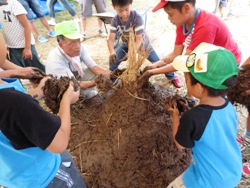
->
[58, 47, 84, 77]
[0, 0, 35, 48]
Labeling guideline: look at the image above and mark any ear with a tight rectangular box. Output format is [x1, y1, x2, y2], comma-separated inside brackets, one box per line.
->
[195, 82, 205, 96]
[182, 3, 191, 14]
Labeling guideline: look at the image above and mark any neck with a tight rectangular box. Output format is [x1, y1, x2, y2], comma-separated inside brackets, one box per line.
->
[199, 95, 225, 106]
[185, 8, 198, 30]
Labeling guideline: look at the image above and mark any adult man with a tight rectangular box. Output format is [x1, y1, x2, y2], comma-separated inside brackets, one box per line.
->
[46, 20, 111, 98]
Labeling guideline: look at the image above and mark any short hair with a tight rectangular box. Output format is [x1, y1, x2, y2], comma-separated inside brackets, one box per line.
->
[187, 72, 237, 97]
[164, 0, 196, 12]
[112, 0, 133, 7]
[56, 35, 65, 43]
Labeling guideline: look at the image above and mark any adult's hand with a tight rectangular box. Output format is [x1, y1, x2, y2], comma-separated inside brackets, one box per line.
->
[22, 48, 32, 60]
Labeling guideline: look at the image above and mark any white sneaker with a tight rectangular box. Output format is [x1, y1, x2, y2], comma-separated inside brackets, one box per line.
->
[48, 20, 56, 26]
[98, 30, 107, 38]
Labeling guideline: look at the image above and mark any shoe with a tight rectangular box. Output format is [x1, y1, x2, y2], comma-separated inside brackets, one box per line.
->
[171, 76, 183, 88]
[38, 35, 48, 43]
[243, 162, 250, 176]
[74, 18, 80, 23]
[48, 20, 56, 26]
[98, 30, 107, 38]
[48, 31, 56, 37]
[236, 134, 250, 152]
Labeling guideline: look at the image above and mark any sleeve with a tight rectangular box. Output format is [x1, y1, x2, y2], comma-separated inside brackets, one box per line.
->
[12, 0, 27, 16]
[17, 94, 61, 150]
[80, 45, 97, 68]
[175, 26, 185, 45]
[110, 16, 118, 33]
[175, 106, 212, 148]
[133, 11, 144, 35]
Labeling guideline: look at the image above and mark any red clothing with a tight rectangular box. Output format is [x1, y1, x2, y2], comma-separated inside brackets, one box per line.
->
[175, 9, 241, 65]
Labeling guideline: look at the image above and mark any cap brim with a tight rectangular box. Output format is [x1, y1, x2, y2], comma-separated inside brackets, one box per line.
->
[152, 1, 169, 12]
[0, 1, 8, 5]
[63, 33, 83, 40]
[172, 55, 190, 72]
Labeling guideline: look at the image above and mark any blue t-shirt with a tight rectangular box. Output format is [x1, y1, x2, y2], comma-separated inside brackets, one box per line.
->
[0, 78, 61, 188]
[176, 99, 242, 187]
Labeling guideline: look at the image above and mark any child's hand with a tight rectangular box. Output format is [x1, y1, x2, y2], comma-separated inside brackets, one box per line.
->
[63, 82, 80, 104]
[166, 102, 180, 118]
[22, 48, 32, 60]
[109, 53, 117, 65]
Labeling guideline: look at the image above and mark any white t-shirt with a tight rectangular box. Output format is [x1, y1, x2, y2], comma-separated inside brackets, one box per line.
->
[0, 0, 35, 48]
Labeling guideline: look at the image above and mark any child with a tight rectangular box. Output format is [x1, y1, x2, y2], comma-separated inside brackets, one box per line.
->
[143, 0, 241, 91]
[107, 0, 182, 88]
[166, 43, 242, 187]
[0, 0, 45, 72]
[0, 22, 85, 186]
[18, 0, 56, 43]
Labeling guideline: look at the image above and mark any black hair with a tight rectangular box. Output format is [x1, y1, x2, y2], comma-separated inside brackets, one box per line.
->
[187, 72, 238, 97]
[56, 35, 65, 43]
[164, 0, 196, 12]
[112, 0, 133, 7]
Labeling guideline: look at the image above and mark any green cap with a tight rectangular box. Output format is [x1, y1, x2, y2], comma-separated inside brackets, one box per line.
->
[55, 20, 82, 39]
[172, 43, 238, 89]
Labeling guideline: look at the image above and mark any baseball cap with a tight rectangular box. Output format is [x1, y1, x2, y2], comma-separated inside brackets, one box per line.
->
[0, 0, 7, 5]
[152, 0, 186, 12]
[172, 43, 238, 89]
[55, 20, 83, 40]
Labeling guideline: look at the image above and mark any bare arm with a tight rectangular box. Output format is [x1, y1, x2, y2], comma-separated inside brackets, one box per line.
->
[46, 84, 80, 153]
[16, 14, 32, 59]
[166, 104, 185, 150]
[148, 44, 184, 69]
[89, 65, 111, 77]
[107, 32, 116, 55]
[135, 33, 143, 52]
[0, 34, 7, 67]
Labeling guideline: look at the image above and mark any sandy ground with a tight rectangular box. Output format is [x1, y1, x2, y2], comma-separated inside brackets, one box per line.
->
[30, 0, 250, 187]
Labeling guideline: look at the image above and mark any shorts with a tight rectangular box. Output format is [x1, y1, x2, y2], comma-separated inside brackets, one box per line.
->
[80, 0, 106, 18]
[219, 0, 227, 7]
[167, 174, 186, 188]
[18, 0, 45, 21]
[46, 151, 86, 188]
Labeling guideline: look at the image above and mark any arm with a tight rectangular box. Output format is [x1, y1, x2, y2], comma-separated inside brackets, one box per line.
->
[89, 65, 111, 77]
[166, 104, 185, 150]
[148, 44, 184, 69]
[46, 83, 80, 153]
[107, 32, 116, 55]
[0, 34, 7, 67]
[16, 14, 32, 59]
[135, 33, 143, 52]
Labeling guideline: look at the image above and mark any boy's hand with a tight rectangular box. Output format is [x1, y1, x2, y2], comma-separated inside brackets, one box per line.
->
[63, 82, 80, 104]
[142, 65, 154, 74]
[9, 67, 46, 80]
[166, 102, 180, 118]
[110, 68, 126, 78]
[22, 48, 32, 59]
[109, 53, 117, 65]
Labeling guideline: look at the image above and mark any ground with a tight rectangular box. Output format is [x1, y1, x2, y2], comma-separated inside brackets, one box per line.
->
[32, 0, 250, 187]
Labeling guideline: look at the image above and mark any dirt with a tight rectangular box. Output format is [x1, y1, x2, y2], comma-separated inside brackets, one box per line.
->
[32, 0, 250, 187]
[68, 77, 191, 187]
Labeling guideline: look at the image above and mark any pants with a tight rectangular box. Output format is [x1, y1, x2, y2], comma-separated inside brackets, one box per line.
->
[18, 0, 45, 21]
[9, 45, 45, 72]
[47, 0, 76, 18]
[80, 0, 106, 18]
[46, 151, 86, 188]
[109, 42, 176, 80]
